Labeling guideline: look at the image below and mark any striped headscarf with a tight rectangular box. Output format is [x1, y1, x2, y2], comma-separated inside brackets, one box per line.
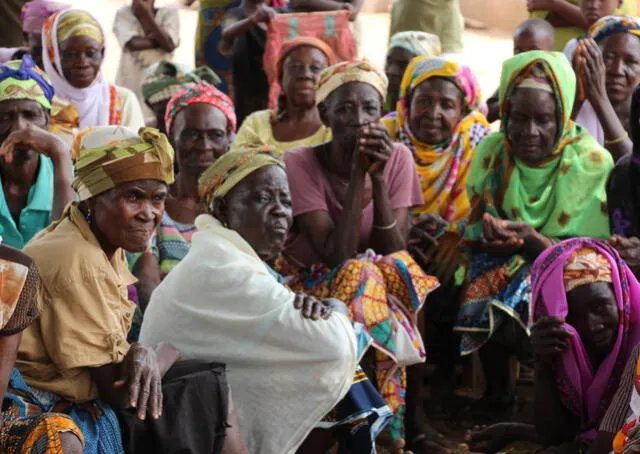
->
[198, 146, 284, 212]
[21, 0, 70, 34]
[142, 61, 222, 105]
[315, 60, 388, 105]
[388, 31, 441, 58]
[563, 247, 613, 293]
[55, 9, 104, 44]
[164, 82, 236, 135]
[0, 55, 55, 109]
[72, 126, 175, 201]
[589, 15, 640, 42]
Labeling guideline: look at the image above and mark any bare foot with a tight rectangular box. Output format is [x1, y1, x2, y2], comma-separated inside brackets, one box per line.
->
[463, 423, 514, 453]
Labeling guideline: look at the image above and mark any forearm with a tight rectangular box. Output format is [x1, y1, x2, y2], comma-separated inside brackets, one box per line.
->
[135, 10, 176, 52]
[369, 176, 406, 254]
[51, 154, 74, 221]
[221, 19, 255, 49]
[534, 365, 577, 445]
[125, 36, 158, 52]
[522, 230, 552, 261]
[547, 0, 588, 28]
[156, 343, 180, 378]
[592, 99, 632, 161]
[290, 0, 345, 11]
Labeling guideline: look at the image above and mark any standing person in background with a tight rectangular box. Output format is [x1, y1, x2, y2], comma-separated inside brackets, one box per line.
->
[114, 0, 180, 120]
[42, 9, 145, 131]
[0, 0, 28, 48]
[528, 0, 634, 51]
[188, 0, 240, 95]
[389, 0, 464, 56]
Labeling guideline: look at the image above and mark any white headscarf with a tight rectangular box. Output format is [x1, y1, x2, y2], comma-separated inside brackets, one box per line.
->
[42, 9, 111, 128]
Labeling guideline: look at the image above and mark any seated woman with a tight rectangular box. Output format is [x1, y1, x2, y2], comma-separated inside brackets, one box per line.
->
[274, 60, 439, 449]
[0, 243, 84, 453]
[141, 60, 221, 133]
[383, 31, 441, 116]
[139, 146, 392, 454]
[455, 51, 613, 418]
[14, 126, 245, 453]
[573, 15, 640, 160]
[608, 85, 640, 279]
[232, 37, 334, 152]
[130, 82, 235, 311]
[42, 9, 145, 130]
[467, 238, 640, 453]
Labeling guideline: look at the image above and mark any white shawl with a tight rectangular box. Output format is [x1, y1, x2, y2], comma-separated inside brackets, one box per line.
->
[42, 9, 111, 128]
[139, 214, 357, 454]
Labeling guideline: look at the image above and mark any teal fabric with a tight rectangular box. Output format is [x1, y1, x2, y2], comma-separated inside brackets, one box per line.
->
[0, 155, 53, 249]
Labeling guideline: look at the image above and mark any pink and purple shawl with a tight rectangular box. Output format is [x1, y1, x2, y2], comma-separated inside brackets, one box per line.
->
[531, 238, 640, 442]
[20, 0, 70, 34]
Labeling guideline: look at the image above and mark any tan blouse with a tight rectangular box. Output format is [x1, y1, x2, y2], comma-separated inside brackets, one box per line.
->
[16, 203, 137, 403]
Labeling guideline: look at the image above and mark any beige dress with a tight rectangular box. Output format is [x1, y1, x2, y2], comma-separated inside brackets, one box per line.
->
[113, 6, 181, 118]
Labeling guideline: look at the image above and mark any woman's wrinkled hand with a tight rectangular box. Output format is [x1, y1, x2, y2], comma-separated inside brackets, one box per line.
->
[480, 213, 524, 256]
[293, 293, 332, 320]
[0, 124, 68, 164]
[113, 343, 163, 421]
[531, 316, 572, 367]
[251, 4, 276, 24]
[358, 123, 393, 178]
[408, 213, 448, 249]
[576, 38, 607, 106]
[610, 236, 640, 276]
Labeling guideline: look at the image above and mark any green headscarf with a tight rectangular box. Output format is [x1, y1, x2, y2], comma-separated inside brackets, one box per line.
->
[141, 60, 222, 105]
[464, 51, 612, 244]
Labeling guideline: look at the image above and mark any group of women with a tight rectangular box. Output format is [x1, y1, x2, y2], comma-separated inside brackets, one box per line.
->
[3, 1, 640, 453]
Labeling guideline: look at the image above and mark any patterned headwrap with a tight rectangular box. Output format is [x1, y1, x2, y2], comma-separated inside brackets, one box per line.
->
[142, 61, 222, 105]
[21, 0, 70, 34]
[388, 31, 441, 58]
[589, 15, 640, 42]
[164, 82, 236, 135]
[72, 126, 175, 201]
[515, 63, 554, 93]
[315, 60, 388, 105]
[563, 247, 613, 293]
[198, 146, 284, 212]
[56, 9, 104, 45]
[0, 55, 54, 109]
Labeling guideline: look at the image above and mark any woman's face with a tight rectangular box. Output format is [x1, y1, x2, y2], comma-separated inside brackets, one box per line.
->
[59, 35, 104, 88]
[26, 32, 43, 69]
[385, 46, 415, 103]
[171, 103, 230, 177]
[409, 77, 464, 145]
[216, 166, 293, 261]
[599, 33, 640, 105]
[0, 99, 48, 167]
[506, 87, 558, 165]
[281, 46, 329, 108]
[566, 281, 619, 361]
[89, 179, 168, 253]
[319, 82, 382, 151]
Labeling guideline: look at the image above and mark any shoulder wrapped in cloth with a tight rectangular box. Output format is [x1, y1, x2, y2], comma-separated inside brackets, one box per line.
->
[140, 147, 357, 453]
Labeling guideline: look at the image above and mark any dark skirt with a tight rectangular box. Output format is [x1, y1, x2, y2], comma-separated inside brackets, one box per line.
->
[117, 360, 229, 454]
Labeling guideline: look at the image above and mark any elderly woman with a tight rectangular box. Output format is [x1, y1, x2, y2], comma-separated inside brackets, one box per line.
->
[274, 60, 438, 448]
[15, 126, 244, 453]
[0, 244, 83, 453]
[384, 31, 441, 116]
[572, 15, 640, 160]
[131, 82, 235, 311]
[139, 146, 392, 454]
[455, 51, 613, 418]
[42, 9, 144, 130]
[467, 239, 640, 453]
[232, 37, 335, 152]
[141, 60, 221, 132]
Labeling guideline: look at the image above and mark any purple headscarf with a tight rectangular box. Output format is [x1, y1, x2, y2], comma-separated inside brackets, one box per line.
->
[21, 0, 70, 34]
[531, 238, 640, 442]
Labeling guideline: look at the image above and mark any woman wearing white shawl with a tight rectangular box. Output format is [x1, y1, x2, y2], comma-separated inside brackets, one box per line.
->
[139, 146, 390, 453]
[41, 9, 144, 130]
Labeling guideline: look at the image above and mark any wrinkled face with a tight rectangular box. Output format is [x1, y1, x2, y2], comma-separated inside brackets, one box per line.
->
[216, 166, 293, 260]
[59, 35, 104, 88]
[26, 32, 43, 69]
[599, 33, 640, 105]
[385, 46, 415, 103]
[580, 0, 622, 26]
[513, 30, 554, 54]
[281, 46, 329, 108]
[409, 77, 464, 145]
[566, 281, 619, 361]
[319, 82, 382, 151]
[89, 180, 168, 253]
[506, 87, 558, 165]
[0, 99, 48, 167]
[149, 100, 169, 134]
[171, 103, 230, 176]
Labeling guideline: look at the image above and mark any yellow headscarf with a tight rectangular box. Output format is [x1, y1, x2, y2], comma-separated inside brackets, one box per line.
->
[315, 60, 388, 105]
[56, 9, 103, 44]
[72, 126, 175, 201]
[198, 146, 285, 212]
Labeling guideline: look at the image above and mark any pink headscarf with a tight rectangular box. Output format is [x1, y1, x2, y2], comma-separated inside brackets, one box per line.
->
[531, 238, 640, 442]
[21, 0, 70, 34]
